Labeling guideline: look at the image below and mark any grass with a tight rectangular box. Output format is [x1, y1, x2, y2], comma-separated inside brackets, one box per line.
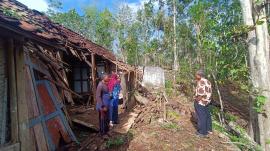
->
[106, 136, 125, 149]
[161, 122, 181, 132]
[127, 130, 134, 140]
[224, 112, 238, 122]
[167, 110, 181, 121]
[165, 80, 174, 97]
[266, 139, 270, 145]
[211, 106, 262, 151]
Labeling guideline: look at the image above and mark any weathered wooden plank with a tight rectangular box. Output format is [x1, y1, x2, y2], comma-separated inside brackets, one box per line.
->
[0, 38, 7, 145]
[37, 84, 56, 115]
[71, 118, 98, 131]
[50, 80, 73, 125]
[134, 91, 149, 105]
[32, 124, 48, 151]
[46, 117, 71, 148]
[43, 81, 78, 144]
[91, 53, 97, 105]
[0, 78, 8, 144]
[42, 76, 82, 98]
[0, 142, 20, 151]
[25, 67, 40, 118]
[56, 51, 74, 105]
[113, 112, 138, 134]
[7, 38, 19, 143]
[33, 80, 78, 147]
[25, 54, 53, 151]
[16, 44, 35, 151]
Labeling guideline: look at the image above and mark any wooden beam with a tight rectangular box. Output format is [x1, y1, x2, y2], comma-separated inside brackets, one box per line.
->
[42, 76, 82, 98]
[0, 143, 20, 151]
[7, 39, 19, 143]
[0, 38, 8, 145]
[71, 118, 98, 131]
[105, 60, 109, 74]
[91, 53, 97, 106]
[0, 78, 7, 145]
[15, 44, 35, 151]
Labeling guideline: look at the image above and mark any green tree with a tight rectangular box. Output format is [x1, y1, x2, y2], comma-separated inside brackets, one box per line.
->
[95, 9, 114, 49]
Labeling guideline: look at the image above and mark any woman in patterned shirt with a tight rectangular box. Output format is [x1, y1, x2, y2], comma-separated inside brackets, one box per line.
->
[194, 70, 213, 137]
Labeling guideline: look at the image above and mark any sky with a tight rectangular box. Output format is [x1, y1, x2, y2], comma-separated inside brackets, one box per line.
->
[17, 0, 146, 14]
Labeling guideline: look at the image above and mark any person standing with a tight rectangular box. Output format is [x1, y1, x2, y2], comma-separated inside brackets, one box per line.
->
[108, 73, 121, 126]
[111, 75, 121, 124]
[194, 70, 212, 137]
[96, 74, 110, 135]
[108, 71, 117, 92]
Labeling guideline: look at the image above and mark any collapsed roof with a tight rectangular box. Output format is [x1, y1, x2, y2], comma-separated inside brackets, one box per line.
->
[0, 0, 128, 67]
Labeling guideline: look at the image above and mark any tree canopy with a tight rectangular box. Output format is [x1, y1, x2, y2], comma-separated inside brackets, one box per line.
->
[46, 0, 270, 150]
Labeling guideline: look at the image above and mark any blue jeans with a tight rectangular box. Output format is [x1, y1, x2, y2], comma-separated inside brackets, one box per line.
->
[109, 98, 119, 123]
[194, 102, 212, 135]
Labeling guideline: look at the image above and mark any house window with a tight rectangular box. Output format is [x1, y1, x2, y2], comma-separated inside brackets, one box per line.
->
[97, 65, 105, 78]
[73, 67, 90, 94]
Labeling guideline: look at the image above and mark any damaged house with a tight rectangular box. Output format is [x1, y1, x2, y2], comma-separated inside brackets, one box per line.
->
[0, 0, 136, 150]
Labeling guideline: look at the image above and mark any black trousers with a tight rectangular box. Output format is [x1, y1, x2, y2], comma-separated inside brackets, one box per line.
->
[194, 101, 212, 135]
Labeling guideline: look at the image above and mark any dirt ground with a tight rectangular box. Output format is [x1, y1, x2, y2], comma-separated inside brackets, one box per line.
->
[66, 94, 241, 151]
[128, 118, 237, 151]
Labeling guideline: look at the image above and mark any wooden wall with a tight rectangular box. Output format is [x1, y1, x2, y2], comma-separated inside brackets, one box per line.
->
[0, 38, 8, 145]
[0, 37, 78, 151]
[120, 71, 136, 110]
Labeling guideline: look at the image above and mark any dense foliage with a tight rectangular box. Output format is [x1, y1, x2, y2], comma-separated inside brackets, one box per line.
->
[46, 0, 270, 149]
[47, 0, 249, 86]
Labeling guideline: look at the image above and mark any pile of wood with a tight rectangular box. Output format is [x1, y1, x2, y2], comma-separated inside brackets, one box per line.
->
[136, 84, 157, 101]
[132, 103, 161, 128]
[132, 85, 192, 129]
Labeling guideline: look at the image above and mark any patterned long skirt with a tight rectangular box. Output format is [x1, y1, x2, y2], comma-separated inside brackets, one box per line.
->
[99, 109, 109, 135]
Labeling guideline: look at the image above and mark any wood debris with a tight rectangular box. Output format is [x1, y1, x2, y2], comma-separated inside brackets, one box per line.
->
[72, 118, 98, 131]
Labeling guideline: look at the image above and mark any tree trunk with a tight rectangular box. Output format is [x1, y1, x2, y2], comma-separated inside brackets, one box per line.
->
[173, 0, 179, 71]
[240, 0, 270, 150]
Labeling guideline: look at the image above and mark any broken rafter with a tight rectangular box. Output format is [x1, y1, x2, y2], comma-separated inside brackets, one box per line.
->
[33, 44, 64, 70]
[42, 76, 82, 98]
[90, 53, 97, 106]
[111, 60, 131, 72]
[80, 51, 92, 68]
[35, 44, 70, 67]
[47, 64, 69, 89]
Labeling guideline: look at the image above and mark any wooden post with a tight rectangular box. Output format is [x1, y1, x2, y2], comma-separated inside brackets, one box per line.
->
[0, 38, 7, 145]
[15, 44, 34, 151]
[91, 53, 97, 106]
[135, 70, 137, 89]
[105, 61, 109, 74]
[7, 39, 19, 143]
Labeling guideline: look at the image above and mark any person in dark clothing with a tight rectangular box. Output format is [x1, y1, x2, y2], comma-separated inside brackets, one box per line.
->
[96, 74, 110, 135]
